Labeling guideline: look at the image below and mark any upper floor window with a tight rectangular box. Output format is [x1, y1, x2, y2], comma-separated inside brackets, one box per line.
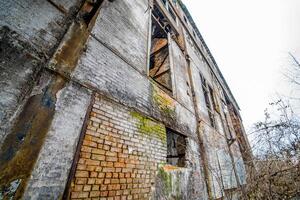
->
[184, 16, 188, 23]
[159, 0, 177, 23]
[200, 73, 216, 128]
[193, 30, 196, 38]
[168, 5, 177, 22]
[150, 5, 175, 94]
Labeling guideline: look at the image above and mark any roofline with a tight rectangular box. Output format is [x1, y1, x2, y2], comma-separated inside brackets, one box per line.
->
[177, 0, 241, 111]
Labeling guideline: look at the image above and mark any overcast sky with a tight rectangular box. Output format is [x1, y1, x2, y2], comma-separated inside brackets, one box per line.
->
[182, 0, 300, 131]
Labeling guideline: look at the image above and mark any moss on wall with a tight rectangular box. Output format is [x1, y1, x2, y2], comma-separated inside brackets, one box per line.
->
[156, 165, 186, 200]
[152, 85, 176, 119]
[158, 166, 172, 196]
[130, 111, 166, 144]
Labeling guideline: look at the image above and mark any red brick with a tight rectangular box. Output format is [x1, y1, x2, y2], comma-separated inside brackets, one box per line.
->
[83, 140, 97, 148]
[73, 185, 83, 192]
[75, 171, 89, 178]
[103, 145, 110, 150]
[77, 192, 89, 198]
[100, 185, 107, 191]
[92, 154, 106, 161]
[92, 185, 100, 191]
[104, 179, 111, 184]
[90, 172, 98, 177]
[120, 178, 126, 184]
[114, 162, 125, 168]
[76, 178, 87, 184]
[113, 173, 118, 178]
[100, 191, 108, 197]
[81, 146, 92, 153]
[106, 151, 117, 157]
[103, 167, 115, 172]
[92, 148, 106, 155]
[86, 159, 100, 166]
[90, 191, 101, 197]
[87, 165, 96, 172]
[108, 191, 116, 197]
[95, 178, 104, 184]
[106, 156, 118, 162]
[77, 164, 86, 170]
[87, 178, 96, 184]
[98, 172, 105, 178]
[111, 179, 119, 184]
[95, 166, 103, 172]
[83, 185, 91, 191]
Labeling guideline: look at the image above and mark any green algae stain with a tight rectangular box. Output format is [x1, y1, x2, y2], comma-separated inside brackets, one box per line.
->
[157, 164, 185, 199]
[152, 85, 176, 119]
[130, 111, 166, 144]
[158, 166, 172, 195]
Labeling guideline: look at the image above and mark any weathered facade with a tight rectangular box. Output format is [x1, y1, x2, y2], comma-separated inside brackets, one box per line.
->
[0, 0, 252, 199]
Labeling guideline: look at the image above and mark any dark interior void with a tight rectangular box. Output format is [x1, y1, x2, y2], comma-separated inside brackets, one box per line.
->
[166, 128, 186, 167]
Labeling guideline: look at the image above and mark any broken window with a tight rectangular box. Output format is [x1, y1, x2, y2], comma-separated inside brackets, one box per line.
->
[193, 30, 196, 38]
[200, 73, 216, 128]
[168, 5, 177, 22]
[159, 0, 177, 22]
[161, 0, 167, 5]
[149, 5, 175, 94]
[184, 16, 187, 23]
[166, 128, 186, 167]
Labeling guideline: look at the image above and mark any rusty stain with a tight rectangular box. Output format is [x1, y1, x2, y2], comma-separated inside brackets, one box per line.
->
[0, 0, 105, 198]
[162, 165, 182, 171]
[50, 0, 103, 77]
[0, 75, 66, 199]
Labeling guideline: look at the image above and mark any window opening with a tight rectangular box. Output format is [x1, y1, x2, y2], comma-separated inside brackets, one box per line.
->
[161, 0, 167, 6]
[158, 0, 177, 22]
[209, 86, 216, 110]
[193, 30, 196, 38]
[166, 128, 186, 167]
[200, 74, 216, 127]
[150, 5, 175, 94]
[168, 6, 177, 22]
[184, 16, 187, 23]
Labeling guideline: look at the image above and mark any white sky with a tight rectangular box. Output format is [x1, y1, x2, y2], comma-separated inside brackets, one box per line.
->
[182, 0, 300, 131]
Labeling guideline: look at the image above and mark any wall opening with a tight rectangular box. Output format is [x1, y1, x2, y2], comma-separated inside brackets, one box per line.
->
[166, 128, 187, 167]
[200, 73, 216, 128]
[150, 5, 174, 94]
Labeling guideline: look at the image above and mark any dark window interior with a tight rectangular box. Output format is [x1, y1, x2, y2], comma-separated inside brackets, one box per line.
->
[200, 74, 216, 128]
[168, 6, 177, 22]
[184, 16, 187, 23]
[166, 128, 186, 167]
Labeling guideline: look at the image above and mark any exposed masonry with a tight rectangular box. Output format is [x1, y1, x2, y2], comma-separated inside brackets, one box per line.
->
[69, 95, 166, 199]
[0, 0, 253, 199]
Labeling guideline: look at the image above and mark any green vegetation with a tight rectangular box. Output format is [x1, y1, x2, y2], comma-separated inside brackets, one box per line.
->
[130, 111, 166, 144]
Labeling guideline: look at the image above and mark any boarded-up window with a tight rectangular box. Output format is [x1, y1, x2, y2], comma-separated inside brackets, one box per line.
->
[166, 128, 186, 167]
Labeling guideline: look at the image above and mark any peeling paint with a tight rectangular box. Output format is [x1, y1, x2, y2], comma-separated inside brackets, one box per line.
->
[48, 0, 102, 77]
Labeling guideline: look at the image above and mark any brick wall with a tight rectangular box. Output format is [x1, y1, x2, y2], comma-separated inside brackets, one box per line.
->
[70, 94, 167, 200]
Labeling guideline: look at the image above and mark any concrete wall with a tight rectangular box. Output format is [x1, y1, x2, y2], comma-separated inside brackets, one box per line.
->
[0, 0, 251, 199]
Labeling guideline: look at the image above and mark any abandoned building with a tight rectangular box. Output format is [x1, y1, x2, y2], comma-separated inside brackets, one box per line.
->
[0, 0, 253, 199]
